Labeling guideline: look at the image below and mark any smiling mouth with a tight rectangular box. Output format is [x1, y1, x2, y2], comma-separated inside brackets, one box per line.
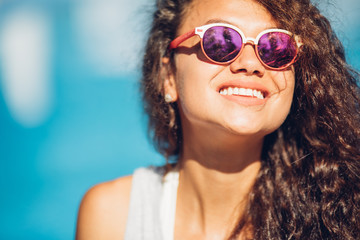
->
[219, 87, 265, 99]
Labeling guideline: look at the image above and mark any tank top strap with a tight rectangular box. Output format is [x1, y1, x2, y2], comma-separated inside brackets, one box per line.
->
[160, 166, 179, 240]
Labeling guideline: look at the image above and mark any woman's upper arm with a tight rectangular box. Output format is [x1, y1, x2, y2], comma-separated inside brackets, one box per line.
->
[76, 175, 133, 240]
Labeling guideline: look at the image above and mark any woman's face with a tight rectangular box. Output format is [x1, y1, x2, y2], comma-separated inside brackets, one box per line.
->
[165, 0, 295, 138]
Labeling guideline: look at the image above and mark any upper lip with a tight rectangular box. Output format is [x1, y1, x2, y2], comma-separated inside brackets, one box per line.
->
[216, 80, 270, 98]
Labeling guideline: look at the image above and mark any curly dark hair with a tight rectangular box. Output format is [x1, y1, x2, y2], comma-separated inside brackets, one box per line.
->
[141, 0, 360, 239]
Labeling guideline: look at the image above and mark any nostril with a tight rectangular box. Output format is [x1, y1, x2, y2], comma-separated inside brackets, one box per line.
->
[235, 68, 247, 73]
[253, 70, 261, 75]
[230, 67, 263, 77]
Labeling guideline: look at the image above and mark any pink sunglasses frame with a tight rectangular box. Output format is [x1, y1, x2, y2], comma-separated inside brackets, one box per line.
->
[169, 23, 303, 70]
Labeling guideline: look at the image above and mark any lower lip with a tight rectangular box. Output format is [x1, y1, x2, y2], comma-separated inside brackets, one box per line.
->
[220, 94, 268, 106]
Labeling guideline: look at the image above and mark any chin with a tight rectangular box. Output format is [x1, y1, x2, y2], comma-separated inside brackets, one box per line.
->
[224, 120, 282, 138]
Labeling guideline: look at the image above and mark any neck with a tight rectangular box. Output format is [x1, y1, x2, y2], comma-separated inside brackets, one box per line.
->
[175, 124, 263, 238]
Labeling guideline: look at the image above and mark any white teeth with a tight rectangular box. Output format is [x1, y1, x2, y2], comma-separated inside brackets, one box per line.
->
[219, 87, 265, 99]
[239, 88, 246, 95]
[246, 88, 253, 96]
[233, 87, 239, 94]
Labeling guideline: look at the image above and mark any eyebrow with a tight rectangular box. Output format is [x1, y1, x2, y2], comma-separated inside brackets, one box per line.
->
[203, 18, 277, 29]
[204, 18, 233, 25]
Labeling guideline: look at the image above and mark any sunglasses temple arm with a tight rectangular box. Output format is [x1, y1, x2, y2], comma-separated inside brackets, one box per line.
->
[169, 29, 196, 50]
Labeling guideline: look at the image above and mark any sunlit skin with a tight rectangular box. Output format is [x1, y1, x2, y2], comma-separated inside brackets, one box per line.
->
[163, 0, 295, 238]
[76, 0, 296, 239]
[167, 2, 295, 141]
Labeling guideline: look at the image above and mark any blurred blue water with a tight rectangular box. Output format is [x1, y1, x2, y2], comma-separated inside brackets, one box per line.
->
[0, 0, 359, 239]
[0, 76, 162, 239]
[0, 1, 161, 239]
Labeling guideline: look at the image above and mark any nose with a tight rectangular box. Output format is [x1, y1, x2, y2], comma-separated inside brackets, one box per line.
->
[229, 43, 265, 76]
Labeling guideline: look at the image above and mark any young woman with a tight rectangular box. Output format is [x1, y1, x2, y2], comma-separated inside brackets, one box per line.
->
[76, 0, 360, 239]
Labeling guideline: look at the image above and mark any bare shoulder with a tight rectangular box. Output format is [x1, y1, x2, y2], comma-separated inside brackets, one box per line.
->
[76, 175, 133, 240]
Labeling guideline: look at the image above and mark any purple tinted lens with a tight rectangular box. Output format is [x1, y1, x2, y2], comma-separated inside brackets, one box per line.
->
[202, 26, 242, 63]
[257, 32, 297, 68]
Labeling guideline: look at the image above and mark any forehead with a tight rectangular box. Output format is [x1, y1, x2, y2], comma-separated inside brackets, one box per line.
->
[181, 0, 277, 33]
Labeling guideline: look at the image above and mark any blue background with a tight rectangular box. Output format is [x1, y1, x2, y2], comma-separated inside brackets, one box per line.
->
[0, 0, 359, 239]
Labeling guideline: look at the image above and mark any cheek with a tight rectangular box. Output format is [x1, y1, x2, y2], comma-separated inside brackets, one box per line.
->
[260, 70, 295, 130]
[173, 57, 201, 117]
[270, 69, 295, 94]
[173, 55, 220, 122]
[283, 71, 295, 105]
[173, 54, 217, 99]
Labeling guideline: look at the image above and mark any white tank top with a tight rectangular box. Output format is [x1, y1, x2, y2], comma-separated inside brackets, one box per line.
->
[124, 166, 179, 240]
[160, 167, 179, 240]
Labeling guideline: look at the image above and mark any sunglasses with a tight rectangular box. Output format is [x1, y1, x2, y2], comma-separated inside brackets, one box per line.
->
[169, 23, 302, 70]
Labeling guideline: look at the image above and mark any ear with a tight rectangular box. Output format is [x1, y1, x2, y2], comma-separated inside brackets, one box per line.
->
[161, 57, 178, 102]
